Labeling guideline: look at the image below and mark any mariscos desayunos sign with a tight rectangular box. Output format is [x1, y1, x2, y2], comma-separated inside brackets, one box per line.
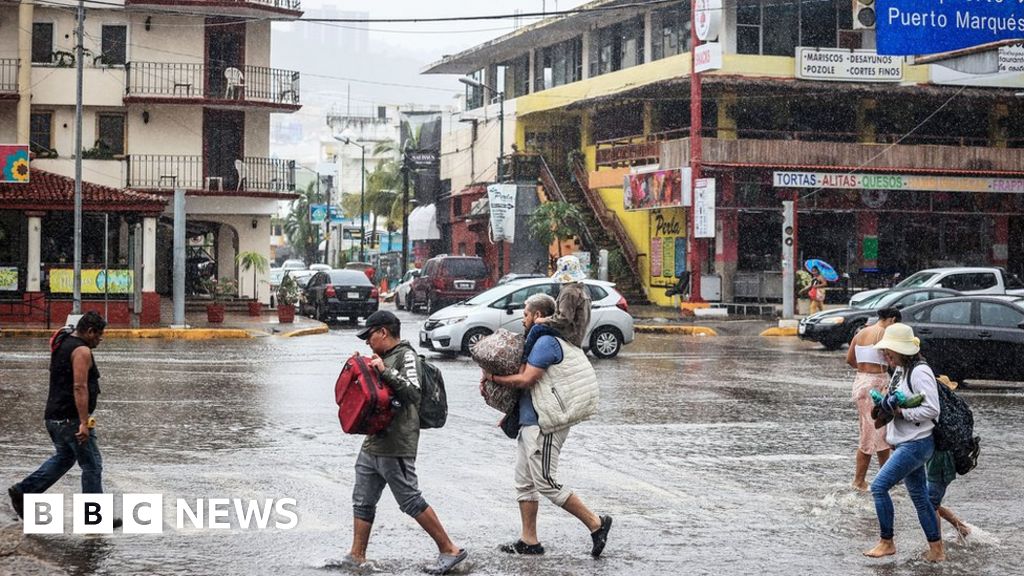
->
[877, 0, 1024, 56]
[795, 48, 903, 82]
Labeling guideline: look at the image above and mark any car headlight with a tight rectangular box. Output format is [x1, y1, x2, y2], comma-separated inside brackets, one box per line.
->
[437, 317, 466, 326]
[821, 317, 846, 325]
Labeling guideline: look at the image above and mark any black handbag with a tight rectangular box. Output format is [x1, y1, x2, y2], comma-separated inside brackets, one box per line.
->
[499, 402, 521, 439]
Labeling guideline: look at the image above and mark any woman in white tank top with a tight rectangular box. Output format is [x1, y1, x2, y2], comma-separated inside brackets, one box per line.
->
[845, 307, 901, 491]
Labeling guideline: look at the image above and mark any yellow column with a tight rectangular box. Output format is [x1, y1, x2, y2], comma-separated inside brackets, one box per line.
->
[17, 0, 35, 145]
[857, 98, 878, 144]
[717, 91, 737, 140]
[643, 101, 655, 137]
[990, 103, 1008, 149]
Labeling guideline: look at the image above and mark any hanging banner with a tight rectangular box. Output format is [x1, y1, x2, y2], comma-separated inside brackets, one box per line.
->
[487, 184, 517, 242]
[876, 0, 1024, 56]
[624, 168, 690, 211]
[1, 145, 30, 183]
[0, 266, 18, 291]
[49, 269, 135, 294]
[695, 42, 723, 73]
[694, 178, 716, 239]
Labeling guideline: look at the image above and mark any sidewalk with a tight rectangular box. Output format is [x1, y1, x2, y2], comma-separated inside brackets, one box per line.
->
[0, 310, 328, 340]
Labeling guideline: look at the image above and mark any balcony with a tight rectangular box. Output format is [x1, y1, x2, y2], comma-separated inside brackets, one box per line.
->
[1, 59, 19, 99]
[126, 155, 296, 195]
[124, 63, 300, 111]
[124, 0, 302, 19]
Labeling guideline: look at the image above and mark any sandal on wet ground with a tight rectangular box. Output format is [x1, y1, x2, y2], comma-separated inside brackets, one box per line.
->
[499, 540, 545, 555]
[423, 548, 467, 575]
[591, 515, 613, 558]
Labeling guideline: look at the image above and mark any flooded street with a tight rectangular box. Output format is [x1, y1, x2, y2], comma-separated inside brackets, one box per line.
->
[2, 312, 1023, 576]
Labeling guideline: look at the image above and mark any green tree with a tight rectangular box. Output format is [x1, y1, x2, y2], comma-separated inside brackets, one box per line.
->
[528, 201, 584, 260]
[283, 182, 321, 266]
[236, 250, 269, 301]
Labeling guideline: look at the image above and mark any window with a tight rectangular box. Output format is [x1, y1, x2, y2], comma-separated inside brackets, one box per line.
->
[442, 257, 488, 279]
[498, 55, 530, 98]
[929, 301, 972, 325]
[589, 18, 644, 77]
[465, 69, 484, 110]
[32, 23, 53, 64]
[494, 283, 557, 309]
[535, 36, 582, 92]
[736, 0, 845, 56]
[587, 285, 609, 301]
[651, 4, 691, 61]
[30, 112, 53, 153]
[100, 25, 127, 66]
[97, 113, 126, 155]
[979, 302, 1024, 328]
[894, 292, 930, 309]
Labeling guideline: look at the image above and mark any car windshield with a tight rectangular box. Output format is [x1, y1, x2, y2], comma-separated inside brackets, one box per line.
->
[872, 290, 916, 309]
[853, 291, 890, 308]
[463, 283, 520, 306]
[329, 270, 372, 286]
[894, 271, 938, 288]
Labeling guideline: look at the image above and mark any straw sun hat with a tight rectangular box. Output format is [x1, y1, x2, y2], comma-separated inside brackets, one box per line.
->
[873, 322, 921, 356]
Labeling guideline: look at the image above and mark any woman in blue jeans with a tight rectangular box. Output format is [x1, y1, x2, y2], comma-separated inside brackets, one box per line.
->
[863, 323, 945, 562]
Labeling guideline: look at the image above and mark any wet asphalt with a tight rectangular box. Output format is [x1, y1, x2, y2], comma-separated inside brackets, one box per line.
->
[1, 308, 1023, 576]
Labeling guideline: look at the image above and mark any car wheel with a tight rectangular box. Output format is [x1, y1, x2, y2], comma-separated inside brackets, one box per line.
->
[461, 328, 493, 354]
[397, 293, 405, 311]
[590, 326, 622, 359]
[315, 303, 328, 323]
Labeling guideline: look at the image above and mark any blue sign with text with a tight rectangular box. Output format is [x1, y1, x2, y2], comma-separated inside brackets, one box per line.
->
[877, 0, 1024, 56]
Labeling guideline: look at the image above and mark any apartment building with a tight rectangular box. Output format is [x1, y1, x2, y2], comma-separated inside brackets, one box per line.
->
[425, 0, 1024, 306]
[0, 0, 301, 323]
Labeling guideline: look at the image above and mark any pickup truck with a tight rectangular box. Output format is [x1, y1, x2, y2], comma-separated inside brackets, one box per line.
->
[850, 267, 1024, 307]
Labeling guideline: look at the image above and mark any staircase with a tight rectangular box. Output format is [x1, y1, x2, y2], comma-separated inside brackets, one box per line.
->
[535, 154, 648, 304]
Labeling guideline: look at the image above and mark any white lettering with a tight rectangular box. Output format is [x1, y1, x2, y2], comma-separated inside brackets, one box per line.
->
[176, 498, 204, 529]
[275, 499, 299, 530]
[208, 498, 231, 529]
[234, 499, 275, 530]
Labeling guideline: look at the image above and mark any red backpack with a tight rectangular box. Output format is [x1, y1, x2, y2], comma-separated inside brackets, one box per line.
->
[335, 355, 395, 435]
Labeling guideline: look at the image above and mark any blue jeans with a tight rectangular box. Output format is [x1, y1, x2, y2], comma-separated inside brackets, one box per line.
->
[16, 420, 104, 495]
[870, 436, 940, 542]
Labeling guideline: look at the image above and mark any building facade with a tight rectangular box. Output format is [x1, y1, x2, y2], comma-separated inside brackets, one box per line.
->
[425, 0, 1024, 307]
[0, 0, 301, 322]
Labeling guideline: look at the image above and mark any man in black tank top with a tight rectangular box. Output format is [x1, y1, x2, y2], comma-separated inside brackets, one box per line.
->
[8, 312, 116, 525]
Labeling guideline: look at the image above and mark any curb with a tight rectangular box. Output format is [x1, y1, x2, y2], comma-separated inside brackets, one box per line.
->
[280, 324, 330, 338]
[760, 327, 798, 337]
[635, 324, 718, 336]
[0, 328, 253, 340]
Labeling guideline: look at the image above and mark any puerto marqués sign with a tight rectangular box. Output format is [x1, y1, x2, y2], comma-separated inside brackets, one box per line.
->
[877, 1, 1024, 56]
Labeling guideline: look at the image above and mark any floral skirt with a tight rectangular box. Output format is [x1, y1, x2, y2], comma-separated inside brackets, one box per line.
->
[852, 371, 891, 455]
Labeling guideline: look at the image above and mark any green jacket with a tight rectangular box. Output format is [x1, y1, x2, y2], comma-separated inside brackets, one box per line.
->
[362, 341, 421, 458]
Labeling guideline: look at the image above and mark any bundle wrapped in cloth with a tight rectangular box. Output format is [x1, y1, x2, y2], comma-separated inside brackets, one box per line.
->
[470, 329, 524, 413]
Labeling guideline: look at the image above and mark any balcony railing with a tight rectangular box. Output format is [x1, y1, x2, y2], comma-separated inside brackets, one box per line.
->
[0, 58, 18, 93]
[125, 62, 300, 106]
[126, 155, 296, 193]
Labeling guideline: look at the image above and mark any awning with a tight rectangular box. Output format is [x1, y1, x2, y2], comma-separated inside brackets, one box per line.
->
[408, 204, 441, 241]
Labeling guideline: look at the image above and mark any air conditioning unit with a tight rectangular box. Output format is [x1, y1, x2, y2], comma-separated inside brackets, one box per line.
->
[853, 0, 876, 30]
[205, 176, 223, 191]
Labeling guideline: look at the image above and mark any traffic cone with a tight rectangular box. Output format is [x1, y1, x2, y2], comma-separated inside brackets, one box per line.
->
[380, 278, 389, 294]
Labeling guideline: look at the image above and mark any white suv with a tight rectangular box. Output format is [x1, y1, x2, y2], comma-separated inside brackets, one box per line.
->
[419, 278, 635, 359]
[850, 267, 1024, 307]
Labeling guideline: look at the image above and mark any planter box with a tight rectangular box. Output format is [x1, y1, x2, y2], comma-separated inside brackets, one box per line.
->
[277, 304, 295, 324]
[207, 304, 225, 323]
[247, 300, 262, 317]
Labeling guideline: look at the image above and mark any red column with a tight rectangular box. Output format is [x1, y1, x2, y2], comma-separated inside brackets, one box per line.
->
[993, 215, 1009, 266]
[857, 212, 879, 269]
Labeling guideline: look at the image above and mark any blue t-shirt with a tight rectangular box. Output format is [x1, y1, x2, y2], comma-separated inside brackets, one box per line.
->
[519, 335, 563, 426]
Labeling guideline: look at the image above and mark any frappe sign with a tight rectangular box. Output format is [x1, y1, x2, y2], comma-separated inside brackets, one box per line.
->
[877, 0, 1024, 55]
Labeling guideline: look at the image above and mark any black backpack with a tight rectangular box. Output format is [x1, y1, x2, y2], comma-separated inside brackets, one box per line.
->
[907, 362, 981, 475]
[417, 354, 447, 429]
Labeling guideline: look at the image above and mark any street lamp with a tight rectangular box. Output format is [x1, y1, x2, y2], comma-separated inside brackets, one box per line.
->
[335, 129, 367, 262]
[459, 75, 506, 275]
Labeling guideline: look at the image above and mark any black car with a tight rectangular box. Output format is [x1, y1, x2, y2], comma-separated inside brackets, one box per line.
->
[799, 288, 960, 350]
[304, 270, 379, 323]
[902, 296, 1024, 384]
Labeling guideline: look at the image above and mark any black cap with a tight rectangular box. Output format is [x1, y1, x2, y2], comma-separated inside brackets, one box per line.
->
[356, 310, 400, 340]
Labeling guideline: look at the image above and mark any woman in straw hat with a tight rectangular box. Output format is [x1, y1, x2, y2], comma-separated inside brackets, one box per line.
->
[863, 323, 945, 562]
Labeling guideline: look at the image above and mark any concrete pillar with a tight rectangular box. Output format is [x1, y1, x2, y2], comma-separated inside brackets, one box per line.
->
[643, 11, 654, 64]
[17, 0, 34, 145]
[857, 98, 878, 144]
[857, 211, 879, 269]
[990, 103, 1009, 149]
[143, 217, 157, 292]
[993, 215, 1009, 266]
[581, 30, 591, 80]
[217, 223, 236, 281]
[717, 90, 737, 140]
[643, 101, 655, 137]
[26, 213, 42, 291]
[714, 176, 737, 302]
[527, 48, 536, 93]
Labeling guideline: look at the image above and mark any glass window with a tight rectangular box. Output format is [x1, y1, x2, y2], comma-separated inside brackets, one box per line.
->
[928, 301, 973, 325]
[442, 258, 487, 279]
[979, 302, 1024, 328]
[537, 37, 582, 91]
[969, 273, 998, 290]
[591, 18, 643, 76]
[100, 25, 127, 66]
[801, 0, 838, 47]
[465, 69, 484, 110]
[97, 113, 125, 155]
[587, 285, 609, 301]
[763, 0, 800, 56]
[30, 112, 53, 153]
[735, 0, 843, 55]
[32, 23, 53, 64]
[497, 283, 557, 309]
[500, 55, 530, 98]
[652, 4, 691, 60]
[894, 291, 930, 308]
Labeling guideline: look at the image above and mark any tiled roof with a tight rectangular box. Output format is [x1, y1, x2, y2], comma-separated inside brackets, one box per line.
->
[0, 169, 167, 212]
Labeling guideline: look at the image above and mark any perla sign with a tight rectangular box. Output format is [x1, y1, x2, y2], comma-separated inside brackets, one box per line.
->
[796, 48, 903, 82]
[877, 0, 1024, 56]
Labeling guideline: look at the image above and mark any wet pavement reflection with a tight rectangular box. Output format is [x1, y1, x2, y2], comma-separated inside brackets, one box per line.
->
[2, 312, 1023, 575]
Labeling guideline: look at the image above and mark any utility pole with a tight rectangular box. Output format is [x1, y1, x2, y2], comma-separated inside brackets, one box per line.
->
[401, 154, 410, 276]
[72, 0, 85, 314]
[688, 0, 704, 303]
[324, 175, 333, 266]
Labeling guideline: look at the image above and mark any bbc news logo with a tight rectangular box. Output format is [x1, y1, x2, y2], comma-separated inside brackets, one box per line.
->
[24, 494, 298, 534]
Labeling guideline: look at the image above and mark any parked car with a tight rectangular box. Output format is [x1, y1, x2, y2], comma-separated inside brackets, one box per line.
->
[309, 263, 332, 272]
[345, 261, 376, 281]
[394, 269, 421, 310]
[419, 277, 634, 358]
[901, 296, 1024, 384]
[303, 269, 379, 323]
[497, 273, 546, 285]
[281, 259, 307, 271]
[799, 288, 960, 350]
[410, 255, 492, 314]
[850, 267, 1024, 307]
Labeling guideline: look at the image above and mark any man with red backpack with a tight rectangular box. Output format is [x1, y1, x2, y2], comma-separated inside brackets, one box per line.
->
[344, 311, 467, 575]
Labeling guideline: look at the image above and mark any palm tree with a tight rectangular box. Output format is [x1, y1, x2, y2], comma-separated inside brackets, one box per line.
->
[283, 182, 321, 265]
[528, 201, 584, 261]
[236, 250, 269, 301]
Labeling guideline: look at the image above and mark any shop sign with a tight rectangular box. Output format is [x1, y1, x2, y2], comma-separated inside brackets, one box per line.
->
[650, 211, 686, 283]
[1, 145, 30, 183]
[695, 42, 722, 73]
[487, 184, 517, 242]
[624, 168, 691, 211]
[795, 48, 902, 82]
[696, 0, 722, 42]
[694, 178, 716, 239]
[773, 171, 1024, 193]
[309, 204, 328, 225]
[999, 44, 1024, 73]
[0, 266, 18, 291]
[877, 0, 1024, 56]
[50, 269, 134, 294]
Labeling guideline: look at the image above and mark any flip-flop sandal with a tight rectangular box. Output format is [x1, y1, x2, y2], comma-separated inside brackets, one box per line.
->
[423, 548, 467, 575]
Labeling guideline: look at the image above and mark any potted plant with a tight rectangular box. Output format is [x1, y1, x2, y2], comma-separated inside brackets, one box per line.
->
[236, 250, 269, 316]
[276, 274, 300, 324]
[202, 278, 237, 323]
